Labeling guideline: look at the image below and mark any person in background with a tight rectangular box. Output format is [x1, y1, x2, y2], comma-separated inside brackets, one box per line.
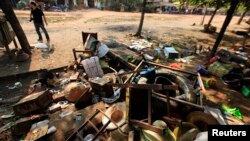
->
[30, 1, 50, 42]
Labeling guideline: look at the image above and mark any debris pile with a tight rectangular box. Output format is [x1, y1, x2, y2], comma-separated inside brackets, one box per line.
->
[0, 32, 249, 141]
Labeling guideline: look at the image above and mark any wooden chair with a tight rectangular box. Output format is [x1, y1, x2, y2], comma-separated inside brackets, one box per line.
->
[72, 32, 98, 67]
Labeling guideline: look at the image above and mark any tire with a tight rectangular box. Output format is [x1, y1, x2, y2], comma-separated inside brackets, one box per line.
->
[186, 111, 219, 131]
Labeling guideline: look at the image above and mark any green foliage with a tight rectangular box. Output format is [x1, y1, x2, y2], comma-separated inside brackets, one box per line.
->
[187, 0, 228, 8]
[208, 0, 227, 9]
[107, 0, 142, 12]
[145, 4, 156, 13]
[109, 0, 121, 11]
[123, 0, 141, 11]
[240, 0, 250, 10]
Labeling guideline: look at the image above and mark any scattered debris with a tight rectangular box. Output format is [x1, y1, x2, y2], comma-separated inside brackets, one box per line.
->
[59, 110, 73, 118]
[1, 31, 249, 140]
[6, 82, 22, 89]
[23, 125, 48, 141]
[13, 90, 52, 116]
[129, 39, 152, 51]
[164, 47, 179, 60]
[221, 105, 243, 121]
[204, 106, 227, 125]
[64, 82, 91, 103]
[0, 113, 14, 119]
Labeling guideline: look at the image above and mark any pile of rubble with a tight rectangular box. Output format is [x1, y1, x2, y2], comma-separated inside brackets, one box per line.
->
[0, 33, 249, 141]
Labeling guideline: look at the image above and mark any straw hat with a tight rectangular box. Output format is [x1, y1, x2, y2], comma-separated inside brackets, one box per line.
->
[102, 102, 126, 130]
[141, 120, 176, 141]
[173, 122, 199, 141]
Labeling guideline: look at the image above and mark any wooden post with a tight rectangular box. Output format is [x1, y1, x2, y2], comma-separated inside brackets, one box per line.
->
[148, 90, 152, 125]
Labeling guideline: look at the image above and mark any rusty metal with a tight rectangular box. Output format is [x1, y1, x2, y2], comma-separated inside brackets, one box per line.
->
[145, 61, 197, 76]
[130, 120, 165, 134]
[152, 91, 204, 110]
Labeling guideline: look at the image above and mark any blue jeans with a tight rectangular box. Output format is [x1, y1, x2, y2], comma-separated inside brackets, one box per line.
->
[34, 23, 50, 41]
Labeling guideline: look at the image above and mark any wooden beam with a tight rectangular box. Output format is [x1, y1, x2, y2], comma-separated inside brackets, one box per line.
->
[148, 90, 152, 125]
[146, 61, 197, 76]
[107, 83, 178, 91]
[161, 116, 182, 126]
[152, 92, 204, 110]
[130, 120, 165, 134]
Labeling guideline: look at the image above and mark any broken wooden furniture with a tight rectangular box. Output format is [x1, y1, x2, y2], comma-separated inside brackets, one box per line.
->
[72, 32, 98, 68]
[0, 16, 18, 58]
[13, 90, 52, 116]
[115, 61, 205, 133]
[89, 77, 114, 98]
[66, 109, 127, 141]
[145, 61, 205, 106]
[82, 31, 98, 47]
[107, 43, 143, 70]
[109, 83, 177, 134]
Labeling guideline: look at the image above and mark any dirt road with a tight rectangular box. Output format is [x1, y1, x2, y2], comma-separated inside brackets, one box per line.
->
[0, 9, 249, 77]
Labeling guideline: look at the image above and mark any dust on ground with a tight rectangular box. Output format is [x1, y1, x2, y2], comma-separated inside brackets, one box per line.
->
[0, 9, 250, 123]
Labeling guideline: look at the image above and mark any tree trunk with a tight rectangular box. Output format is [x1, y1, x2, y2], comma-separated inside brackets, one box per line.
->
[200, 7, 207, 25]
[237, 10, 247, 25]
[207, 8, 218, 26]
[210, 0, 239, 58]
[135, 0, 147, 37]
[0, 0, 31, 54]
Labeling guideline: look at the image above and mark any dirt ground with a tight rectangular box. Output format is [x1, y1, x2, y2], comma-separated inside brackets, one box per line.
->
[0, 9, 250, 132]
[1, 9, 249, 77]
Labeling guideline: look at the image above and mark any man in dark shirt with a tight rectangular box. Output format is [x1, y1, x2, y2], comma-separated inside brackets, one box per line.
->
[30, 1, 50, 42]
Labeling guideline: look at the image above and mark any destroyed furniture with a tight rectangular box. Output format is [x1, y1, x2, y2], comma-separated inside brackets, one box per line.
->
[13, 90, 52, 116]
[72, 32, 98, 68]
[123, 61, 209, 133]
[0, 16, 18, 58]
[66, 108, 126, 141]
[94, 61, 209, 138]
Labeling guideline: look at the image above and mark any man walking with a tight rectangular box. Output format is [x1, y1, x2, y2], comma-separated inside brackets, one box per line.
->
[30, 1, 50, 42]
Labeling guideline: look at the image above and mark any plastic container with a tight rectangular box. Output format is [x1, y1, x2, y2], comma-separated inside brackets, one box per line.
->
[241, 85, 250, 97]
[196, 65, 209, 76]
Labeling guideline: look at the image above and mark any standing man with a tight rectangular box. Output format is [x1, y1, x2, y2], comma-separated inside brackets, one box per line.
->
[30, 1, 50, 42]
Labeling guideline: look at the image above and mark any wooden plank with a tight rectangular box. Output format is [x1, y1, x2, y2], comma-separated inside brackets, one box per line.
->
[128, 131, 134, 141]
[197, 73, 205, 106]
[130, 120, 165, 134]
[107, 83, 178, 90]
[146, 61, 197, 76]
[162, 116, 182, 126]
[108, 46, 142, 70]
[152, 91, 204, 110]
[69, 72, 80, 81]
[148, 90, 152, 125]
